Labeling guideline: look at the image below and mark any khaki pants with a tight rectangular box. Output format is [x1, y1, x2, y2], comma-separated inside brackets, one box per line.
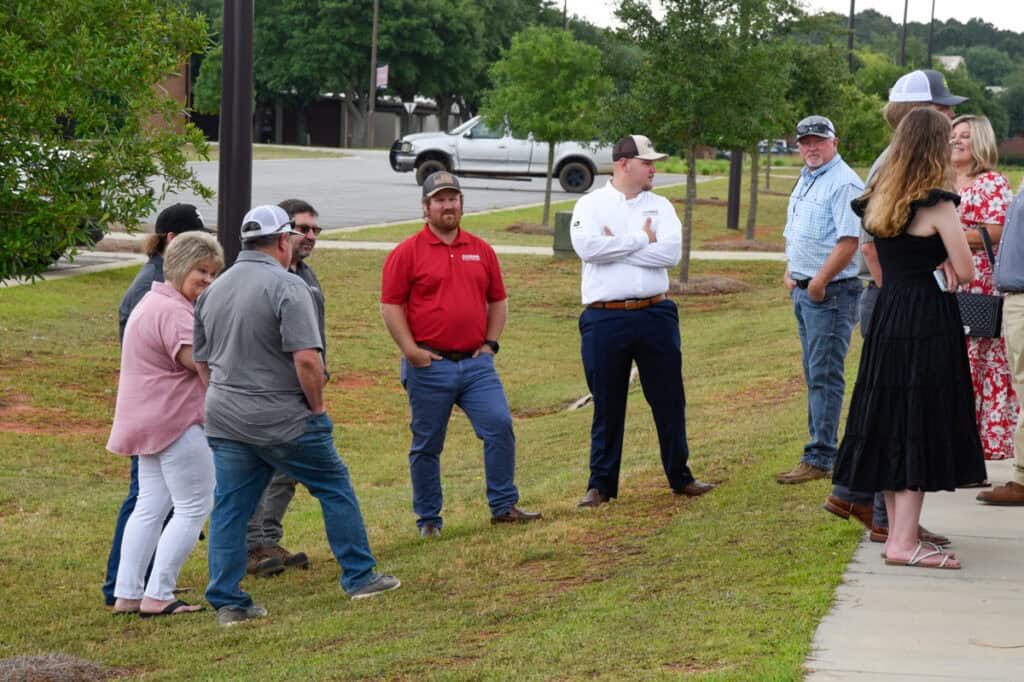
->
[1000, 293, 1024, 484]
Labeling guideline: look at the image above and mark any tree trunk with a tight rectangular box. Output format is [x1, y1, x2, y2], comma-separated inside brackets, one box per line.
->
[678, 142, 697, 285]
[746, 146, 759, 240]
[436, 94, 452, 131]
[764, 147, 771, 190]
[346, 95, 366, 147]
[296, 106, 308, 146]
[542, 141, 555, 226]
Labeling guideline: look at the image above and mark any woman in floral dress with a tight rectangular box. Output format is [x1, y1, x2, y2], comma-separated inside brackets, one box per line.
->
[951, 114, 1017, 464]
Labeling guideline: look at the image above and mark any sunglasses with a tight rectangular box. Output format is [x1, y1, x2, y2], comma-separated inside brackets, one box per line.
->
[796, 122, 834, 137]
[293, 223, 322, 236]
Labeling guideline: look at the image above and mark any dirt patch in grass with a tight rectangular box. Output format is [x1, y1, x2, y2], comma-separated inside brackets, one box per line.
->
[730, 375, 804, 407]
[702, 238, 784, 252]
[0, 395, 107, 437]
[669, 276, 751, 296]
[0, 653, 126, 681]
[505, 222, 554, 236]
[334, 371, 378, 390]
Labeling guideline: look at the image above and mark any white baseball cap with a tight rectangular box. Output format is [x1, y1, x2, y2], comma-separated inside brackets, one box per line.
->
[888, 70, 967, 106]
[240, 205, 301, 242]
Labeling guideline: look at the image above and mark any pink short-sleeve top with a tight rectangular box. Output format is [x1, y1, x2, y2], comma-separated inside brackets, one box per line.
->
[106, 282, 205, 455]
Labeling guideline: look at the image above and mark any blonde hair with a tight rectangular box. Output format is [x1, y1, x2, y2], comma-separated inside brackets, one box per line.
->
[862, 108, 955, 238]
[882, 101, 925, 130]
[163, 232, 224, 286]
[951, 114, 999, 176]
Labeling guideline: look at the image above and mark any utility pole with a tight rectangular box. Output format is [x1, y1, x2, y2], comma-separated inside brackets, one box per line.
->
[217, 0, 253, 268]
[927, 0, 936, 67]
[563, 0, 567, 30]
[367, 0, 379, 148]
[847, 0, 855, 72]
[899, 0, 908, 67]
[726, 151, 743, 230]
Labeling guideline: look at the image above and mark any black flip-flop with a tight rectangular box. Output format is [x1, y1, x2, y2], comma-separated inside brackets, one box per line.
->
[139, 600, 206, 619]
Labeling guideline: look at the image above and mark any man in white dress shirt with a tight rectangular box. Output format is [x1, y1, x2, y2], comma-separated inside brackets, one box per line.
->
[569, 134, 715, 507]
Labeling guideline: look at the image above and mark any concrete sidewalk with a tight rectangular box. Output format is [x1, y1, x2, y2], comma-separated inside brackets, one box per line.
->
[806, 458, 1024, 680]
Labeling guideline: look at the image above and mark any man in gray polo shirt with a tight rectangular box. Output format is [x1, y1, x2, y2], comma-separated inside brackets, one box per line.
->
[194, 205, 399, 626]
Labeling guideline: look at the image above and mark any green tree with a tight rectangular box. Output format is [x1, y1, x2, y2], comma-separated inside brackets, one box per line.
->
[962, 45, 1016, 86]
[0, 0, 210, 280]
[616, 0, 798, 282]
[480, 26, 613, 226]
[1000, 67, 1024, 137]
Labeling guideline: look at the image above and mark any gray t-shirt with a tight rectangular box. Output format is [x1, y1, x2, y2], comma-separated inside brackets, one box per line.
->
[856, 147, 889, 281]
[293, 259, 326, 366]
[193, 250, 323, 446]
[118, 254, 163, 343]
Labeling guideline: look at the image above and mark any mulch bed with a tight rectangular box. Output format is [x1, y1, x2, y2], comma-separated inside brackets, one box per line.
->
[701, 238, 784, 252]
[669, 275, 751, 295]
[505, 222, 554, 235]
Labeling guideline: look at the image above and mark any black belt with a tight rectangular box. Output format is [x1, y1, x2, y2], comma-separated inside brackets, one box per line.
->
[793, 277, 856, 289]
[417, 343, 474, 362]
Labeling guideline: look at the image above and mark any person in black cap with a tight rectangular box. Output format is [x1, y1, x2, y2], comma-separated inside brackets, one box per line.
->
[101, 202, 207, 608]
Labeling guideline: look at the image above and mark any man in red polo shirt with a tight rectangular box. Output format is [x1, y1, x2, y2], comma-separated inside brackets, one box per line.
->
[381, 171, 542, 538]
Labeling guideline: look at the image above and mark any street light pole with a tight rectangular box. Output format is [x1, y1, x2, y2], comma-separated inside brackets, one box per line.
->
[899, 0, 908, 67]
[217, 0, 253, 268]
[847, 0, 855, 72]
[927, 0, 936, 67]
[367, 0, 379, 148]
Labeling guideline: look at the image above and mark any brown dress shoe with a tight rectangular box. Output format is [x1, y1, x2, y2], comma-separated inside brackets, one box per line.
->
[823, 495, 873, 529]
[776, 462, 831, 484]
[869, 525, 951, 547]
[491, 506, 543, 524]
[577, 488, 610, 508]
[977, 481, 1024, 506]
[674, 480, 716, 497]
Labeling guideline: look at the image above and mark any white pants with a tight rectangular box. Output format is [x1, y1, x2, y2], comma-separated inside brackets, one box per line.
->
[114, 425, 215, 601]
[1002, 294, 1024, 485]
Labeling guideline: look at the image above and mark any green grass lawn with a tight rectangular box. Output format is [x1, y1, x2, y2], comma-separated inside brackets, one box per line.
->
[0, 251, 864, 679]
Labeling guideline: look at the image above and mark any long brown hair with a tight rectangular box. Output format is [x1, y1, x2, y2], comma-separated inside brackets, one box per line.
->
[862, 108, 954, 238]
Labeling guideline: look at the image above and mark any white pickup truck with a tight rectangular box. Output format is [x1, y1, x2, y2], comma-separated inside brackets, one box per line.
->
[388, 116, 613, 193]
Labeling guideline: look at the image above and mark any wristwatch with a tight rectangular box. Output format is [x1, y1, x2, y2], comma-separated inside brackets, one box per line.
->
[484, 339, 500, 354]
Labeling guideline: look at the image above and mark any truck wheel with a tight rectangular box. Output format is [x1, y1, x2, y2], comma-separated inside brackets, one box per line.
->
[415, 159, 448, 186]
[558, 161, 593, 193]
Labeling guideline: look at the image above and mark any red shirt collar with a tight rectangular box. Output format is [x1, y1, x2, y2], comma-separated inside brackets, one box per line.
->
[420, 223, 468, 246]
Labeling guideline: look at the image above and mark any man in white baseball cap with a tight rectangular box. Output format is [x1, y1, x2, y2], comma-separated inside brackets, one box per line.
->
[194, 205, 400, 625]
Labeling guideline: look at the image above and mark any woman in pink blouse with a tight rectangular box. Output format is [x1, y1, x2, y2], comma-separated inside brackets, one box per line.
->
[952, 114, 1017, 465]
[107, 232, 223, 617]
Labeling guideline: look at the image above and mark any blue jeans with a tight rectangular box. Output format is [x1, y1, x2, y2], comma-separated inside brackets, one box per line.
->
[205, 413, 377, 608]
[792, 279, 860, 470]
[400, 354, 519, 528]
[579, 300, 694, 498]
[102, 456, 140, 606]
[830, 282, 888, 528]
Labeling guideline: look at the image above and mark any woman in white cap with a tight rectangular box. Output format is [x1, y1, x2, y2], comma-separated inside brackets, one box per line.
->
[107, 231, 224, 617]
[951, 114, 1017, 466]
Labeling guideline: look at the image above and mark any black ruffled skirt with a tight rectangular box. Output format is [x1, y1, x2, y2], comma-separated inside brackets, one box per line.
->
[832, 280, 987, 492]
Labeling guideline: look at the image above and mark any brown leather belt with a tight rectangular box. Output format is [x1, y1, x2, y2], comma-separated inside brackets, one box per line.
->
[588, 294, 667, 310]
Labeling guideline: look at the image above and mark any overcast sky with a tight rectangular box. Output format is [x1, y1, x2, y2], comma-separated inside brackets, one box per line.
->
[568, 0, 1024, 34]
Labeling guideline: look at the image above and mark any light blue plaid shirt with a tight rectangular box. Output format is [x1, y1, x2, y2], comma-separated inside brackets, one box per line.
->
[784, 153, 864, 280]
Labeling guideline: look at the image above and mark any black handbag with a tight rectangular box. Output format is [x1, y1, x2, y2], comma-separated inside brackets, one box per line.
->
[956, 226, 1003, 338]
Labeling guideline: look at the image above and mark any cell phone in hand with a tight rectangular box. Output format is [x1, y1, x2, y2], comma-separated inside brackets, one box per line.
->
[933, 270, 947, 292]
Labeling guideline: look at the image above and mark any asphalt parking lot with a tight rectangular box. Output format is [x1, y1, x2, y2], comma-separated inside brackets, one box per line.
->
[145, 148, 686, 229]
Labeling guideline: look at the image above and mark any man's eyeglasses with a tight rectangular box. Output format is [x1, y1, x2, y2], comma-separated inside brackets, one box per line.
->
[796, 122, 834, 138]
[293, 223, 322, 236]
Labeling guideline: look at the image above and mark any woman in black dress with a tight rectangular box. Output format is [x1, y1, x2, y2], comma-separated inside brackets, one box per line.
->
[832, 108, 986, 570]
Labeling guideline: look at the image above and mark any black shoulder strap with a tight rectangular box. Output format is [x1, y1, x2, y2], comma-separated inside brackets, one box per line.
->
[978, 226, 997, 266]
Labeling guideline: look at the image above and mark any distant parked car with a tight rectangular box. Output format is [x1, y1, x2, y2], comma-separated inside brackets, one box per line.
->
[388, 116, 613, 193]
[757, 139, 790, 154]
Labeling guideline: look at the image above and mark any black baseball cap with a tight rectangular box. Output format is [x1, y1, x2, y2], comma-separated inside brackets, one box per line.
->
[155, 203, 208, 235]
